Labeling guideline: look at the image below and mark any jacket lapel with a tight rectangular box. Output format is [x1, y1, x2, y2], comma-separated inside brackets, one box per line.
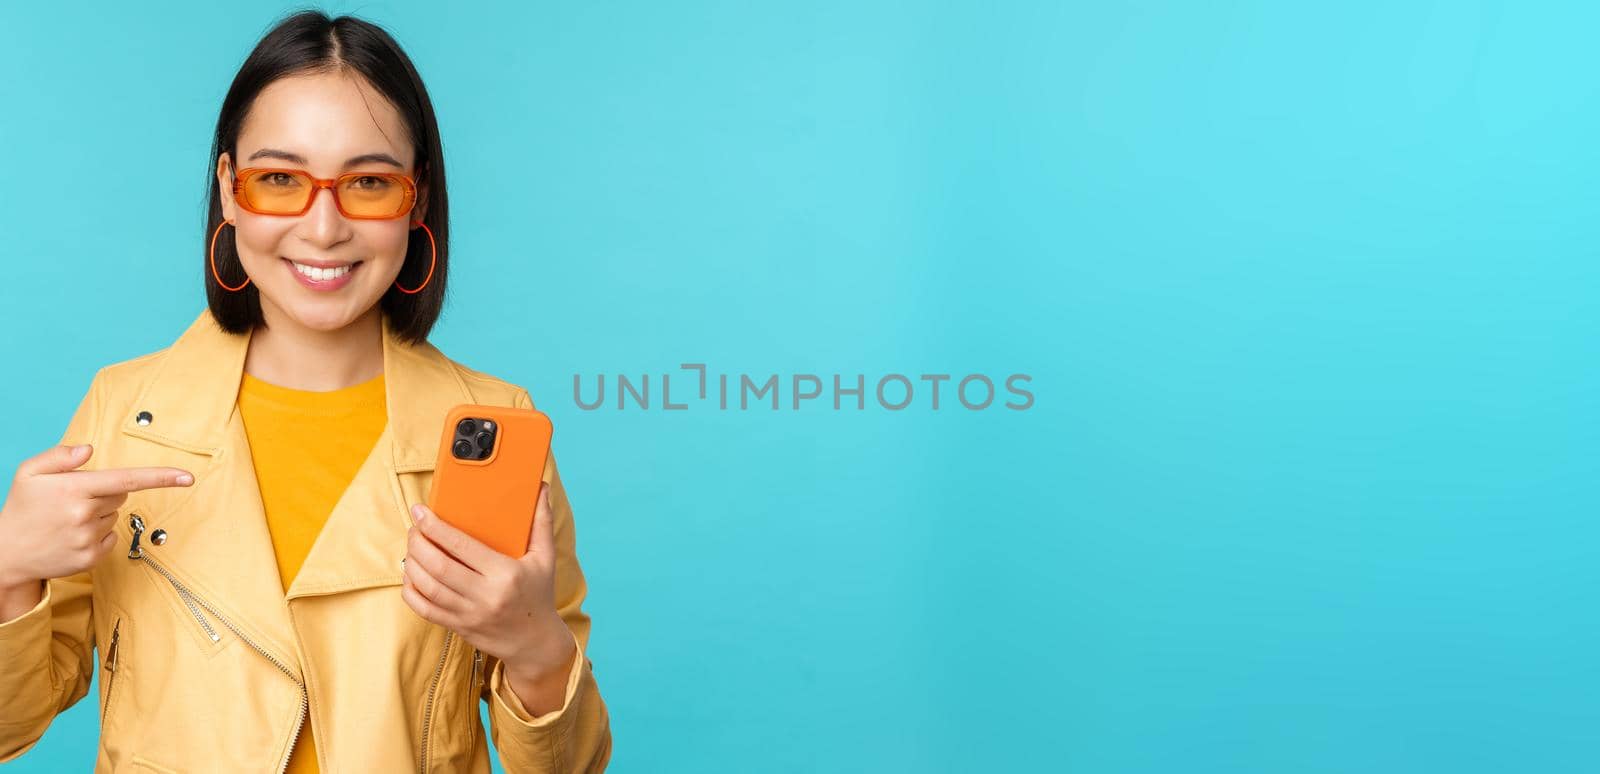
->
[116, 308, 473, 666]
[284, 310, 473, 599]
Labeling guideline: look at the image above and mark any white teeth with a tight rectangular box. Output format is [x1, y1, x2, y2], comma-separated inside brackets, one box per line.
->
[291, 261, 353, 281]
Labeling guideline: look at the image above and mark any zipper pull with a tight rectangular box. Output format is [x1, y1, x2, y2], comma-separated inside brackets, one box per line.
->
[126, 514, 145, 559]
[471, 648, 484, 688]
[104, 619, 121, 672]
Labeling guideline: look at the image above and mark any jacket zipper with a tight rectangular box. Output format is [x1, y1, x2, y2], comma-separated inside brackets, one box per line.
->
[101, 617, 122, 725]
[468, 647, 483, 753]
[418, 637, 484, 773]
[127, 518, 219, 644]
[127, 514, 310, 774]
[418, 629, 456, 774]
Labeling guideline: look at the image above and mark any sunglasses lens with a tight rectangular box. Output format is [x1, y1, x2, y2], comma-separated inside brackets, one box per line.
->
[338, 175, 410, 218]
[238, 170, 414, 218]
[241, 171, 313, 215]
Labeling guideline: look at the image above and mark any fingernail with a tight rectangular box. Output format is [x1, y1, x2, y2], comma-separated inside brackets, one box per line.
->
[176, 473, 194, 485]
[411, 503, 425, 520]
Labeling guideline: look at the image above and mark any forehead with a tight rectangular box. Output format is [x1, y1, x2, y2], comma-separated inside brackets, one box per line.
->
[237, 71, 414, 171]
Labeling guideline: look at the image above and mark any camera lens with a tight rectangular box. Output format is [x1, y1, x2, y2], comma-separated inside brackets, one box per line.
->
[452, 439, 473, 459]
[475, 431, 494, 452]
[457, 419, 477, 436]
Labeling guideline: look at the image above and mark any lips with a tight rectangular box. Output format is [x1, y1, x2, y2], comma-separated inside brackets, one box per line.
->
[282, 257, 361, 291]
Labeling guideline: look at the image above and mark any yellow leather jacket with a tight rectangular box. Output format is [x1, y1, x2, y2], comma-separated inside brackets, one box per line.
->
[0, 308, 612, 772]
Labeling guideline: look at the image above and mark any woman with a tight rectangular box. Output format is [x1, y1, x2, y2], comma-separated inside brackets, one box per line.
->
[0, 11, 611, 773]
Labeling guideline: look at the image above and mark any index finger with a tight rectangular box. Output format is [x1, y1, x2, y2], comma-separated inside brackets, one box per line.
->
[414, 505, 507, 572]
[68, 466, 195, 497]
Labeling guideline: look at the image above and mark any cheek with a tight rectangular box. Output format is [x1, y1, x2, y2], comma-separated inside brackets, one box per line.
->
[233, 220, 295, 265]
[362, 224, 413, 265]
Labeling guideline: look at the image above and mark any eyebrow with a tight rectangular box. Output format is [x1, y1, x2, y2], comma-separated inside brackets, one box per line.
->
[245, 148, 406, 170]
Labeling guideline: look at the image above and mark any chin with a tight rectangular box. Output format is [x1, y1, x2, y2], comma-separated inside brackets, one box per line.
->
[267, 290, 380, 333]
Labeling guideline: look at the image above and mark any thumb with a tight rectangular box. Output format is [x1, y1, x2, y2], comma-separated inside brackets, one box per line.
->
[525, 482, 555, 558]
[20, 443, 92, 477]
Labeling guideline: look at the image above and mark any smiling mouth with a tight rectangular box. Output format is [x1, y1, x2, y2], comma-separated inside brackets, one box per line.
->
[283, 257, 363, 281]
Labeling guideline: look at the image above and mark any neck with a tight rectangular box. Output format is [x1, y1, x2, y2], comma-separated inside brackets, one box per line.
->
[245, 300, 384, 391]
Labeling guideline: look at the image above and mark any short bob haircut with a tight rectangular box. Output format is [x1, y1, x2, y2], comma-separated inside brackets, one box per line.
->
[204, 10, 448, 345]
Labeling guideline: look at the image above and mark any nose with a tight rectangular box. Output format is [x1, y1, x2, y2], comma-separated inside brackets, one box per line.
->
[299, 183, 351, 247]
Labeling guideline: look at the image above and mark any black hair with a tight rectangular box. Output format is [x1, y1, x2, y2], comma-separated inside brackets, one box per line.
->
[204, 9, 448, 345]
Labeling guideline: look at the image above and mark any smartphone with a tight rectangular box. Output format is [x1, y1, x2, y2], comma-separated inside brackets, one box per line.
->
[425, 403, 554, 558]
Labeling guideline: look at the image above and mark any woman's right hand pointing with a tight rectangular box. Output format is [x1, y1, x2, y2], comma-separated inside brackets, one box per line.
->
[0, 443, 194, 612]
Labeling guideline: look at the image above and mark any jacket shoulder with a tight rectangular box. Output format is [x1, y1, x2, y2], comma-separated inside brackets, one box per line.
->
[444, 356, 535, 409]
[84, 346, 170, 413]
[97, 346, 169, 385]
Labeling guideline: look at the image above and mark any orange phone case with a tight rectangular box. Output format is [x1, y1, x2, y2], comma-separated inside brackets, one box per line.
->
[425, 403, 554, 558]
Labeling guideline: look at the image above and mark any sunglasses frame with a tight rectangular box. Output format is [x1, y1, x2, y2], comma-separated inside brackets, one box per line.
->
[232, 166, 420, 221]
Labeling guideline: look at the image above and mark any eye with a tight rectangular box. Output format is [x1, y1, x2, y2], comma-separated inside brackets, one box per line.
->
[262, 172, 299, 186]
[351, 175, 391, 190]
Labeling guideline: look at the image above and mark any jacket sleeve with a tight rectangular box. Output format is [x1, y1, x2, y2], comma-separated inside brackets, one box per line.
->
[480, 389, 612, 772]
[0, 370, 105, 763]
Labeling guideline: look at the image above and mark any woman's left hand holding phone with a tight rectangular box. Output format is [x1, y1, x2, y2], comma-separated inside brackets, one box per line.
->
[400, 482, 578, 713]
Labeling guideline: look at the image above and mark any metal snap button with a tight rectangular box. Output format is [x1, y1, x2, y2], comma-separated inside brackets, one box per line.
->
[135, 410, 153, 426]
[151, 529, 168, 546]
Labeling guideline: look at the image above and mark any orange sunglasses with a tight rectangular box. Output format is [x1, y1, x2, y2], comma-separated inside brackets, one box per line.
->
[231, 166, 419, 220]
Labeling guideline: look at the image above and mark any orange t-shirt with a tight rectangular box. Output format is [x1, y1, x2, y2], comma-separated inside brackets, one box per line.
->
[238, 370, 387, 774]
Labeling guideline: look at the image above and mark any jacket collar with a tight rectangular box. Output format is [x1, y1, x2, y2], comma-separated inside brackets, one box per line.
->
[112, 308, 470, 670]
[120, 307, 468, 471]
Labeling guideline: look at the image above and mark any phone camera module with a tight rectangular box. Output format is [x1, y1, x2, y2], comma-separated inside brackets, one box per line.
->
[451, 416, 499, 460]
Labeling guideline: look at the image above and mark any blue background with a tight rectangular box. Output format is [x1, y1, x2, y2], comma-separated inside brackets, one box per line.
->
[2, 1, 1595, 772]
